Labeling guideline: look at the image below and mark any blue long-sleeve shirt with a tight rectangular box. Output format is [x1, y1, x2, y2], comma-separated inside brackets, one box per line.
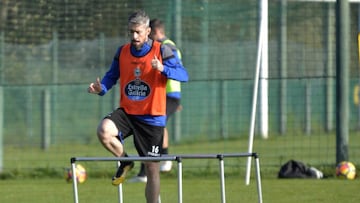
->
[160, 37, 183, 100]
[99, 39, 188, 126]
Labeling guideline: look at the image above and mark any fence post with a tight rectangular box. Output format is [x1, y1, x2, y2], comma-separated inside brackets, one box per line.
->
[0, 32, 4, 83]
[305, 81, 311, 135]
[42, 89, 51, 150]
[280, 0, 287, 135]
[0, 32, 3, 172]
[220, 81, 228, 139]
[335, 0, 350, 163]
[52, 31, 58, 143]
[0, 86, 3, 172]
[325, 3, 335, 132]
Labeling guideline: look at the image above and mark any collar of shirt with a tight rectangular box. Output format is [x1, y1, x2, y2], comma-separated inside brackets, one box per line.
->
[130, 39, 153, 57]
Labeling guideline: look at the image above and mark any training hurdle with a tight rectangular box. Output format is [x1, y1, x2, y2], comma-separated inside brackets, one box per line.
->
[70, 153, 262, 203]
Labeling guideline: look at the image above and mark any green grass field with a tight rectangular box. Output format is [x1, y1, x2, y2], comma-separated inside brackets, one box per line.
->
[1, 135, 360, 202]
[1, 177, 359, 202]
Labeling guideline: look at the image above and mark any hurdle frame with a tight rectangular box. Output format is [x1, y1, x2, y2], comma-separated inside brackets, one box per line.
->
[70, 153, 262, 203]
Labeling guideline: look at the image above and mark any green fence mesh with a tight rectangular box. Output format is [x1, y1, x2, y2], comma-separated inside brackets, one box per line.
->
[1, 0, 360, 170]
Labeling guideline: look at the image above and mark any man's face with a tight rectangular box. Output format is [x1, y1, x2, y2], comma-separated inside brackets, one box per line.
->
[149, 28, 158, 41]
[149, 28, 162, 42]
[128, 23, 150, 50]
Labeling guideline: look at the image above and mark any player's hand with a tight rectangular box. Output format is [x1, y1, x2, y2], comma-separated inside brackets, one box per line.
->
[88, 77, 102, 94]
[151, 55, 163, 72]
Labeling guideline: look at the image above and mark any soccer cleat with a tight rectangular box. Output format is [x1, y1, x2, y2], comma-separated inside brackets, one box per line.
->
[127, 175, 147, 183]
[160, 161, 172, 172]
[112, 161, 134, 185]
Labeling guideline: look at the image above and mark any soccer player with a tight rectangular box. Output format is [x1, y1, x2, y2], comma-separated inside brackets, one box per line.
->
[129, 18, 184, 183]
[87, 10, 188, 203]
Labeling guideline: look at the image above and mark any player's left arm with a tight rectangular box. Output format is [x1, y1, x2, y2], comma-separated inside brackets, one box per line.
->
[160, 45, 189, 82]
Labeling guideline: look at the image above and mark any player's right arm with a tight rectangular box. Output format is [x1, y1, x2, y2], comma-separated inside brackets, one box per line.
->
[88, 77, 103, 94]
[88, 47, 122, 95]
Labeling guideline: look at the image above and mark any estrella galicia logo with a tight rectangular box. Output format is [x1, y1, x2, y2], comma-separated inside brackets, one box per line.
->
[125, 80, 151, 101]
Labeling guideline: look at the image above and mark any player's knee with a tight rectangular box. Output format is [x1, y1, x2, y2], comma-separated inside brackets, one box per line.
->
[96, 121, 115, 144]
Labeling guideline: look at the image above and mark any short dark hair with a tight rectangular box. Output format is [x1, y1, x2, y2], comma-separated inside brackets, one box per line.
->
[150, 18, 164, 31]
